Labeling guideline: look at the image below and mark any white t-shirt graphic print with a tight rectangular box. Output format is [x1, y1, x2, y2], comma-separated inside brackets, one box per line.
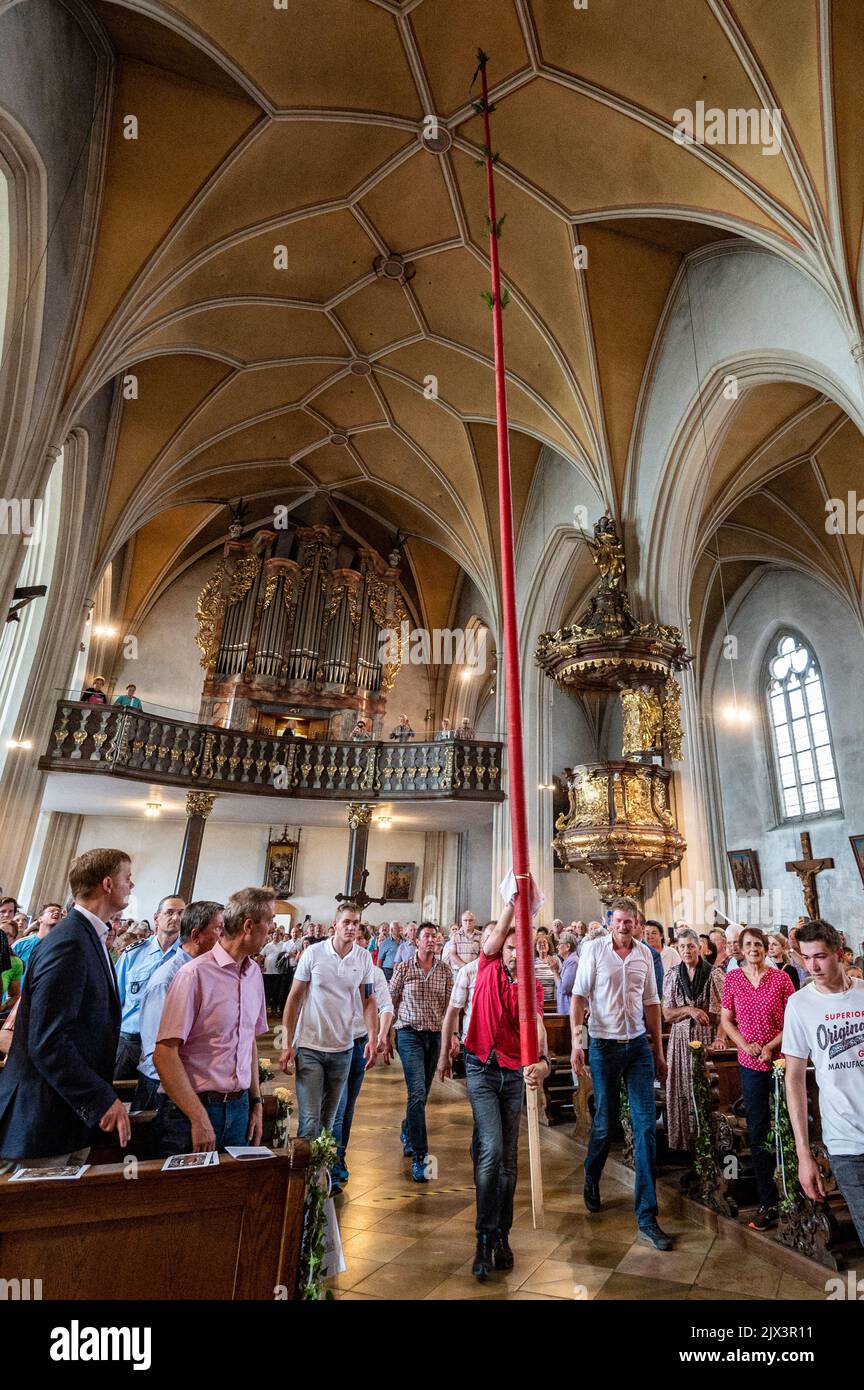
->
[781, 978, 864, 1155]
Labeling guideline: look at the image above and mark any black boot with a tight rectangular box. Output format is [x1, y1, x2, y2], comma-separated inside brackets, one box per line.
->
[492, 1230, 514, 1271]
[472, 1232, 494, 1280]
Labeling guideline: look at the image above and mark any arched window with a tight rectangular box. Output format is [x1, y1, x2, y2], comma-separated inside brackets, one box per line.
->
[766, 633, 839, 820]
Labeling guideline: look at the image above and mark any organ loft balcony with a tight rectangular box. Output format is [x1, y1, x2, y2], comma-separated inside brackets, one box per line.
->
[39, 701, 503, 803]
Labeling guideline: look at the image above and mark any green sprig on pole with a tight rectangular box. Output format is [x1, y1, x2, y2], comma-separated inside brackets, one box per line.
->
[299, 1129, 339, 1300]
[766, 1060, 799, 1214]
[689, 1040, 719, 1181]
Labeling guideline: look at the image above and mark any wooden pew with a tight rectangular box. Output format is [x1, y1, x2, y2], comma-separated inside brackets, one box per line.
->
[0, 1141, 310, 1300]
[539, 1015, 575, 1126]
[88, 1092, 285, 1165]
[698, 1052, 864, 1267]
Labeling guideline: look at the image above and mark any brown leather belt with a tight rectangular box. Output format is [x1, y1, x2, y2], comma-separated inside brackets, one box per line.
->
[197, 1089, 246, 1104]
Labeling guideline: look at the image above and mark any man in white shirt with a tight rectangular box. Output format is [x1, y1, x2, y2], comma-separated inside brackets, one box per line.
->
[260, 930, 286, 1013]
[782, 918, 864, 1246]
[331, 923, 394, 1191]
[570, 895, 671, 1251]
[280, 903, 378, 1139]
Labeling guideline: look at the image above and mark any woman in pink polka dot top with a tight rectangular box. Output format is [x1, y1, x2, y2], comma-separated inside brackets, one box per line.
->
[720, 925, 795, 1231]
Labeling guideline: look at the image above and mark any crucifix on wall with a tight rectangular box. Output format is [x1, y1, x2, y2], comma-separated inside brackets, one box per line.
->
[785, 831, 834, 921]
[335, 868, 388, 920]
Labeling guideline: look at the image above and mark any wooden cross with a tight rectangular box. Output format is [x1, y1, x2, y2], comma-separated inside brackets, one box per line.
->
[785, 831, 834, 921]
[335, 867, 388, 920]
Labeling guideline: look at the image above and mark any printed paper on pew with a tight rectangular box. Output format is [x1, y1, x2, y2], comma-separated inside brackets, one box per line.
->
[161, 1151, 219, 1171]
[225, 1146, 276, 1160]
[9, 1164, 90, 1181]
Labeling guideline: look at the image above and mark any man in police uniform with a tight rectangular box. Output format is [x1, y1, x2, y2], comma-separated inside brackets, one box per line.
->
[114, 895, 185, 1080]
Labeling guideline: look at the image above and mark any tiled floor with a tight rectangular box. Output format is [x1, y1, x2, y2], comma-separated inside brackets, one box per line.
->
[278, 1055, 819, 1301]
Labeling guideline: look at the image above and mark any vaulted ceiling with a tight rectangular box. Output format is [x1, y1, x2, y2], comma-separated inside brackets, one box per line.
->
[64, 0, 864, 637]
[690, 389, 864, 670]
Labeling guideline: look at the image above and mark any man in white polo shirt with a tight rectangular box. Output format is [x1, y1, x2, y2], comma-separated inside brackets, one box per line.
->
[570, 894, 671, 1251]
[280, 902, 378, 1139]
[782, 917, 864, 1246]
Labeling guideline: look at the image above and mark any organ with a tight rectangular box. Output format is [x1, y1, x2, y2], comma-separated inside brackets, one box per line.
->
[195, 521, 408, 737]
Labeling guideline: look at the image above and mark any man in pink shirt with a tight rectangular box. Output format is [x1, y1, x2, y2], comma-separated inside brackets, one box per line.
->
[154, 886, 273, 1155]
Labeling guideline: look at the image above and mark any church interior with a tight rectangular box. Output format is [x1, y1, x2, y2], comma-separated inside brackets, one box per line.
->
[1, 0, 863, 1323]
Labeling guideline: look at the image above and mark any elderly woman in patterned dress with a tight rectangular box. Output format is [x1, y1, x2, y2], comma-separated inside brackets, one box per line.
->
[661, 927, 725, 1151]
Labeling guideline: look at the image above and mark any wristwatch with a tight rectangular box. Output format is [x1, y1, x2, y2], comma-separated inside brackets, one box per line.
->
[250, 1096, 263, 1106]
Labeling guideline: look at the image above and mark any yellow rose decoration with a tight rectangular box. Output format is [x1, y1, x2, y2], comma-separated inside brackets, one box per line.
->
[689, 1039, 702, 1051]
[274, 1086, 291, 1102]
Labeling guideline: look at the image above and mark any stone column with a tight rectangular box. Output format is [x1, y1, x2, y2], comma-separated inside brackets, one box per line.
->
[26, 812, 83, 913]
[344, 802, 373, 897]
[420, 830, 458, 925]
[175, 792, 217, 901]
[0, 432, 99, 894]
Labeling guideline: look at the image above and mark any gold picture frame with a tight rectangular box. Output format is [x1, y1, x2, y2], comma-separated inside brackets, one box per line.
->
[264, 838, 298, 897]
[383, 861, 416, 902]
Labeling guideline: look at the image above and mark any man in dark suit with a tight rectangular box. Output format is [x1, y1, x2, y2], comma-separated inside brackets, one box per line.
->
[0, 847, 133, 1167]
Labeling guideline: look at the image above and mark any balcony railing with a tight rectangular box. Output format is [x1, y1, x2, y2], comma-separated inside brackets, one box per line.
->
[40, 701, 503, 802]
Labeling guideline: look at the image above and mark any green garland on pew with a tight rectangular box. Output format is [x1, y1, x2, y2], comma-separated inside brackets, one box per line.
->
[618, 1085, 630, 1128]
[766, 1059, 799, 1215]
[689, 1040, 719, 1181]
[299, 1130, 338, 1301]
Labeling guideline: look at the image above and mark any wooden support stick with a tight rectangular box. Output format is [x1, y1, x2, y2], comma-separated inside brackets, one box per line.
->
[526, 1085, 545, 1229]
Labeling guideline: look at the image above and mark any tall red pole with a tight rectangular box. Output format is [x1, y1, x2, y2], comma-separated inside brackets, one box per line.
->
[477, 53, 537, 1067]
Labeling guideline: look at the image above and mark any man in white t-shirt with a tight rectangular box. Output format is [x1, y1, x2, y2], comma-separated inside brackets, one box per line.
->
[782, 918, 864, 1246]
[280, 903, 378, 1139]
[330, 923, 394, 1191]
[260, 931, 285, 1013]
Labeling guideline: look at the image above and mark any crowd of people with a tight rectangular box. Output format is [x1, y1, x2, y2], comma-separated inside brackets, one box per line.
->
[0, 859, 862, 1285]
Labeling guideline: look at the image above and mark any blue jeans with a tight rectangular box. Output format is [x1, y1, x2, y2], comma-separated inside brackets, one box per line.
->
[157, 1093, 250, 1156]
[739, 1065, 778, 1208]
[585, 1033, 658, 1228]
[332, 1038, 368, 1165]
[395, 1028, 440, 1158]
[295, 1046, 353, 1140]
[132, 1069, 160, 1114]
[465, 1051, 524, 1235]
[829, 1153, 864, 1248]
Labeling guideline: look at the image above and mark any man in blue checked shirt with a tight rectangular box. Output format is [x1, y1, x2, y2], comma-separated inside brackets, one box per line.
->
[114, 895, 185, 1081]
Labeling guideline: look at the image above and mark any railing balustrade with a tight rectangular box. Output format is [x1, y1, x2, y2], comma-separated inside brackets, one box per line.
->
[41, 702, 503, 802]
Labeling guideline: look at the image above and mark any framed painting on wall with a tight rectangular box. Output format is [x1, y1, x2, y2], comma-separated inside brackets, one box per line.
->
[384, 861, 416, 902]
[849, 836, 864, 888]
[264, 833, 299, 898]
[726, 848, 762, 894]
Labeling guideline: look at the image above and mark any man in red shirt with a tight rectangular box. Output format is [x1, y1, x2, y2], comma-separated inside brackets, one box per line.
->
[437, 898, 549, 1280]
